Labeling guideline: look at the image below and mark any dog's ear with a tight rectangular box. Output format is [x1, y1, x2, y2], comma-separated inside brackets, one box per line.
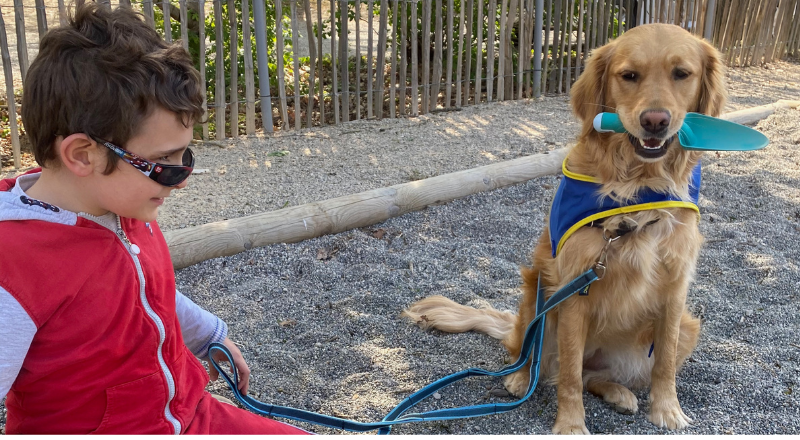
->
[571, 42, 616, 124]
[695, 39, 727, 117]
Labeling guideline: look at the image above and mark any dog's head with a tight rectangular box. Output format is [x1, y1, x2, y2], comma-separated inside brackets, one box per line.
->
[571, 24, 727, 163]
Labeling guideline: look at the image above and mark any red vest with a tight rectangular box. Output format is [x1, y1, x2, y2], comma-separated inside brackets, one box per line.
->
[0, 172, 209, 434]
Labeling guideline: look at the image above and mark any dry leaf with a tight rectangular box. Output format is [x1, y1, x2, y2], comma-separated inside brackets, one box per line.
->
[279, 319, 298, 328]
[372, 228, 387, 239]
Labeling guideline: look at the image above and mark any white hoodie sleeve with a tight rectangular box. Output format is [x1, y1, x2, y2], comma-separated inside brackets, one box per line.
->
[0, 286, 37, 400]
[175, 289, 228, 359]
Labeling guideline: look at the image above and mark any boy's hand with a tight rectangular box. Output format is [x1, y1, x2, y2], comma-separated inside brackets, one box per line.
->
[205, 337, 251, 394]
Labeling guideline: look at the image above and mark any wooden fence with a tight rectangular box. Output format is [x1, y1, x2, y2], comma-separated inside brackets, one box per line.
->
[1, 0, 799, 169]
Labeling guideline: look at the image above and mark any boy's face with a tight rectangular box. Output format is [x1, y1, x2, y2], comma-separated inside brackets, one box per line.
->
[93, 106, 194, 223]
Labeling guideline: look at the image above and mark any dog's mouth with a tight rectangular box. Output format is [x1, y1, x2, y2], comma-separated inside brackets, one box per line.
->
[627, 134, 675, 159]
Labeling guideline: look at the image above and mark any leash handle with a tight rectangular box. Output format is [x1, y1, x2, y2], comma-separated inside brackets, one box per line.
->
[209, 267, 599, 434]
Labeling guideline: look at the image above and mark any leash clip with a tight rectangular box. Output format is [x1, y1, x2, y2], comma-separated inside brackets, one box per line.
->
[593, 231, 620, 280]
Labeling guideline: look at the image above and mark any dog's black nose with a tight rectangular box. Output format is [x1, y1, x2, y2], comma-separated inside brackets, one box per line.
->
[640, 110, 671, 134]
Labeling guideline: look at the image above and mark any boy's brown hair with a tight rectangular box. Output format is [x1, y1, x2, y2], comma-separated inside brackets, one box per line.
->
[22, 1, 204, 171]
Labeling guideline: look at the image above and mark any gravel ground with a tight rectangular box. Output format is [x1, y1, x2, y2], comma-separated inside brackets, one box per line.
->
[2, 59, 799, 434]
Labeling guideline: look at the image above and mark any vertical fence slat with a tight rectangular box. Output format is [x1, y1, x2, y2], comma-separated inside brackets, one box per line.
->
[317, 0, 325, 125]
[487, 0, 496, 101]
[0, 7, 20, 168]
[120, 0, 132, 6]
[58, 0, 67, 25]
[542, 0, 551, 94]
[376, 0, 389, 118]
[367, 0, 374, 118]
[411, 0, 419, 115]
[565, 0, 575, 94]
[276, 0, 289, 129]
[524, 0, 535, 97]
[737, 0, 755, 66]
[291, 0, 301, 129]
[421, 0, 431, 112]
[12, 0, 28, 81]
[548, 0, 560, 94]
[463, 0, 474, 105]
[575, 0, 584, 85]
[433, 0, 444, 110]
[179, 0, 189, 52]
[199, 0, 209, 138]
[163, 0, 172, 42]
[532, 0, 543, 97]
[446, 0, 454, 105]
[355, 0, 361, 120]
[339, 0, 349, 122]
[330, 0, 339, 123]
[230, 0, 240, 133]
[303, 0, 316, 128]
[244, 0, 256, 134]
[476, 0, 484, 103]
[455, 0, 464, 106]
[401, 0, 409, 114]
[516, 0, 523, 99]
[144, 0, 155, 28]
[497, 0, 506, 100]
[391, 0, 399, 117]
[254, 0, 274, 133]
[34, 0, 47, 38]
[214, 0, 226, 138]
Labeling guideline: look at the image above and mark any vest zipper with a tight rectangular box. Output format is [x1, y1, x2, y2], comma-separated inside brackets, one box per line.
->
[116, 217, 182, 435]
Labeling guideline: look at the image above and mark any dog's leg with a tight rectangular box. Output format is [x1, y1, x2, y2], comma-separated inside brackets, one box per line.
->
[648, 280, 693, 430]
[585, 373, 639, 415]
[552, 296, 591, 435]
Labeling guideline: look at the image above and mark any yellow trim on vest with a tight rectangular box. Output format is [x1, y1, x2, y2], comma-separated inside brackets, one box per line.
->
[562, 156, 601, 183]
[555, 201, 701, 255]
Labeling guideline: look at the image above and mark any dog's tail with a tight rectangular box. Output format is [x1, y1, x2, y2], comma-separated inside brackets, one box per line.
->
[401, 295, 516, 341]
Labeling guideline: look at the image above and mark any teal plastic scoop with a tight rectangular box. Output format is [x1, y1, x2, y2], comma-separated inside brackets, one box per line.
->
[592, 112, 769, 151]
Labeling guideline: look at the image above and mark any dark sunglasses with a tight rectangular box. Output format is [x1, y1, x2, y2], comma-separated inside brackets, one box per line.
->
[94, 137, 194, 187]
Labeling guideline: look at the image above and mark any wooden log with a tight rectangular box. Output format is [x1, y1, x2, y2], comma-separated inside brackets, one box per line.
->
[214, 0, 226, 139]
[331, 0, 339, 123]
[487, 0, 496, 102]
[421, 0, 431, 113]
[163, 0, 172, 42]
[720, 100, 800, 124]
[34, 0, 47, 38]
[455, 0, 465, 106]
[433, 0, 444, 110]
[476, 0, 484, 104]
[179, 0, 189, 52]
[376, 0, 389, 118]
[391, 0, 399, 117]
[339, 0, 349, 123]
[198, 0, 209, 139]
[244, 0, 256, 134]
[355, 0, 361, 120]
[0, 7, 20, 168]
[367, 0, 374, 118]
[230, 0, 240, 132]
[166, 148, 570, 269]
[12, 0, 28, 81]
[291, 0, 301, 129]
[446, 0, 454, 106]
[411, 0, 419, 115]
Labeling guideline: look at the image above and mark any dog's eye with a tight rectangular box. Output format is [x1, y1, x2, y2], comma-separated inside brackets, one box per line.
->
[673, 69, 691, 80]
[621, 71, 638, 82]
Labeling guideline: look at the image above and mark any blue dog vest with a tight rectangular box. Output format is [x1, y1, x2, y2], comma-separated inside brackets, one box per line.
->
[549, 158, 702, 257]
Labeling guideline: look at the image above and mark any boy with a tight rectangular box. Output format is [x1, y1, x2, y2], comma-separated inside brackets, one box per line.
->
[0, 2, 306, 434]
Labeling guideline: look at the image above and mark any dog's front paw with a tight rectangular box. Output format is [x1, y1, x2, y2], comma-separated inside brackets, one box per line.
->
[552, 419, 590, 435]
[502, 370, 530, 397]
[603, 384, 639, 415]
[648, 398, 692, 430]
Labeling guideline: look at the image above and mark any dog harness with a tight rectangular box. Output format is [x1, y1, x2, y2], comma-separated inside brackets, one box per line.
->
[549, 158, 702, 256]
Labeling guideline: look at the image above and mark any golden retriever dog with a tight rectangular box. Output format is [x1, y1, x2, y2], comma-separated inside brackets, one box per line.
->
[402, 23, 726, 434]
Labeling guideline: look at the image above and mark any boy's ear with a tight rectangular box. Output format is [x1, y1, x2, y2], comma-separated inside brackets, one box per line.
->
[57, 134, 103, 177]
